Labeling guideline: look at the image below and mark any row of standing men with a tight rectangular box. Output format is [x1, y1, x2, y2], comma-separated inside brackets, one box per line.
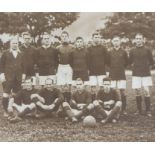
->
[0, 31, 154, 120]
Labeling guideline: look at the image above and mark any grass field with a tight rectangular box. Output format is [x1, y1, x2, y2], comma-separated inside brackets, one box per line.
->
[0, 74, 155, 142]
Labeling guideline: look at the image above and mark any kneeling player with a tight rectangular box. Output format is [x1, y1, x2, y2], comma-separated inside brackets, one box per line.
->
[8, 79, 38, 122]
[35, 78, 64, 117]
[62, 78, 92, 122]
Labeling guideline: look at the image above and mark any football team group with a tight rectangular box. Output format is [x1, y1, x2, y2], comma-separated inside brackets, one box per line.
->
[0, 31, 153, 124]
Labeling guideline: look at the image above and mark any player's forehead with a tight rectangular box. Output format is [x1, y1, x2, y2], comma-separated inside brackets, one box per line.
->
[45, 79, 53, 84]
[103, 81, 111, 85]
[93, 34, 101, 38]
[61, 32, 69, 37]
[76, 39, 83, 42]
[23, 35, 31, 39]
[112, 36, 120, 41]
[76, 80, 83, 85]
[11, 37, 19, 44]
[24, 81, 32, 85]
[135, 34, 143, 39]
[42, 34, 50, 39]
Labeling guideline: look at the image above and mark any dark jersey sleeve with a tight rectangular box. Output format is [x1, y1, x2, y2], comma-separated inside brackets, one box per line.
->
[124, 51, 129, 67]
[106, 51, 111, 67]
[56, 89, 64, 103]
[54, 48, 59, 71]
[85, 91, 92, 104]
[96, 90, 103, 101]
[0, 51, 6, 73]
[103, 47, 109, 66]
[112, 89, 121, 102]
[69, 51, 73, 68]
[128, 49, 134, 65]
[147, 48, 153, 66]
[14, 90, 23, 105]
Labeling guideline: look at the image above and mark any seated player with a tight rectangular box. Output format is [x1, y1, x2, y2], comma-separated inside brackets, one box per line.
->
[94, 77, 122, 124]
[62, 78, 92, 122]
[35, 78, 64, 117]
[7, 79, 38, 122]
[78, 78, 122, 124]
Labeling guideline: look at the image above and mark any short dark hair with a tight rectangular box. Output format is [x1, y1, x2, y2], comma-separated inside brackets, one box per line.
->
[103, 77, 111, 83]
[42, 32, 50, 37]
[92, 33, 100, 37]
[61, 31, 69, 36]
[135, 33, 144, 38]
[45, 78, 54, 84]
[76, 78, 84, 84]
[22, 32, 31, 37]
[76, 36, 83, 41]
[112, 35, 121, 39]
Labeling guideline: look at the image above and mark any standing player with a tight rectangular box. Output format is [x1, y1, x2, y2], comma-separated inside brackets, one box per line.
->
[129, 33, 153, 116]
[56, 31, 73, 86]
[70, 37, 89, 84]
[107, 36, 128, 115]
[34, 32, 58, 86]
[87, 33, 108, 86]
[0, 36, 24, 117]
[20, 32, 37, 84]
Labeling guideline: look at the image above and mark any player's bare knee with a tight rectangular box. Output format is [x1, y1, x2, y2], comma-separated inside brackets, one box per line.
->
[116, 101, 122, 108]
[93, 100, 100, 107]
[87, 103, 94, 110]
[143, 87, 150, 97]
[3, 93, 9, 98]
[54, 98, 59, 102]
[62, 102, 69, 107]
[135, 89, 141, 96]
[30, 103, 36, 110]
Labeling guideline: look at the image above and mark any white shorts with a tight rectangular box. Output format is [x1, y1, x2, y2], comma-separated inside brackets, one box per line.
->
[105, 110, 112, 115]
[89, 75, 106, 86]
[33, 75, 56, 86]
[56, 64, 73, 85]
[132, 76, 153, 89]
[111, 80, 126, 89]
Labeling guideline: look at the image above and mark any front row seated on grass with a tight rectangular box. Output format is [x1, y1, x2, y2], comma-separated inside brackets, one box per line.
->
[7, 77, 122, 124]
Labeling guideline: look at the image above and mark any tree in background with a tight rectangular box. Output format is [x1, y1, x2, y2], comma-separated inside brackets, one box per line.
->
[100, 13, 155, 40]
[0, 12, 79, 39]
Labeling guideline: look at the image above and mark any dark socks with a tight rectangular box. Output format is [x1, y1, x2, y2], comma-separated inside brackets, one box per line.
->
[144, 97, 151, 112]
[136, 96, 142, 113]
[2, 97, 9, 112]
[63, 106, 74, 119]
[105, 106, 120, 123]
[121, 95, 126, 112]
[95, 105, 107, 119]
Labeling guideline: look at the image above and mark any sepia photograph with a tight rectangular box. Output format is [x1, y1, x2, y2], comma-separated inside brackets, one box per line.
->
[0, 12, 155, 142]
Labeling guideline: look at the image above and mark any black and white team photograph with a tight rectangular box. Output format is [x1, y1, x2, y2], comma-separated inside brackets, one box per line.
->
[0, 12, 155, 142]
